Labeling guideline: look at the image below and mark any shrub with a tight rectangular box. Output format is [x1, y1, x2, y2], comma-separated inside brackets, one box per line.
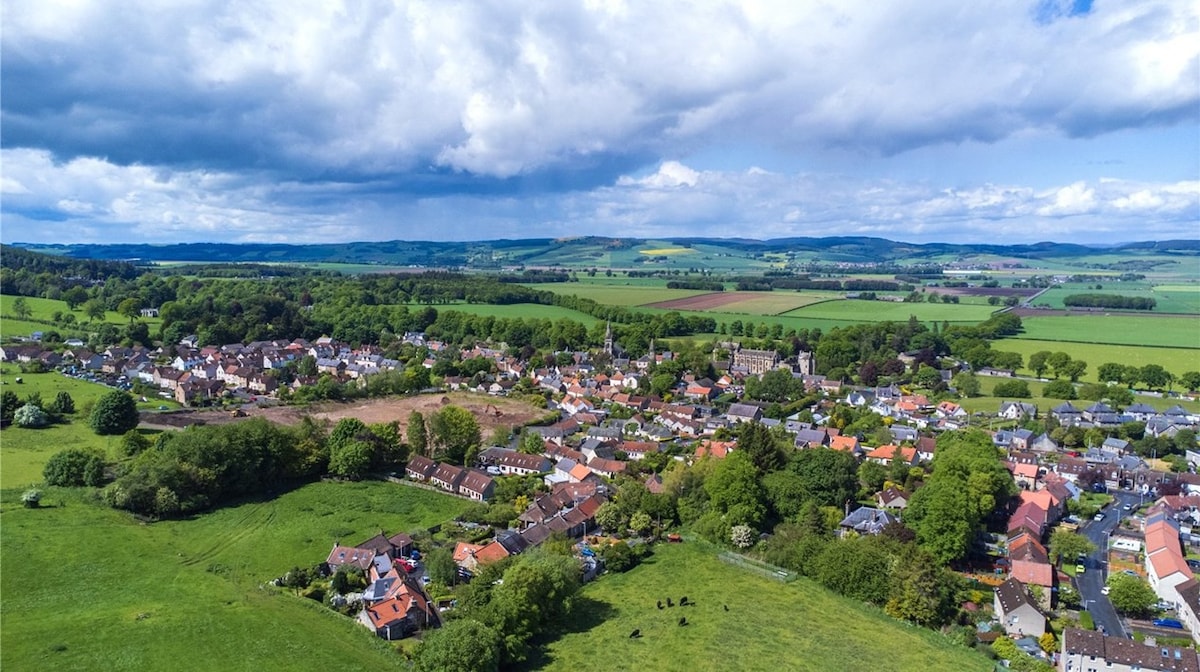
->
[89, 390, 140, 435]
[14, 403, 49, 428]
[1043, 380, 1077, 400]
[43, 449, 106, 487]
[993, 380, 1031, 399]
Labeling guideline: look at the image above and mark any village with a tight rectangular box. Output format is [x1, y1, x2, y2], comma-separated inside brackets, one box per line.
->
[7, 318, 1200, 671]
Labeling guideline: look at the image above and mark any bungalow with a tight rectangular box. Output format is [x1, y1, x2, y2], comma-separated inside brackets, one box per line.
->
[726, 403, 763, 424]
[865, 444, 917, 467]
[326, 544, 376, 572]
[994, 578, 1046, 638]
[487, 450, 552, 476]
[829, 434, 861, 456]
[405, 455, 438, 481]
[457, 469, 495, 501]
[429, 463, 465, 494]
[837, 506, 898, 537]
[358, 582, 437, 640]
[695, 440, 736, 459]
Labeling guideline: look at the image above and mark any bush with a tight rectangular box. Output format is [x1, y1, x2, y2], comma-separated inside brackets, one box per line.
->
[599, 540, 649, 573]
[993, 380, 1031, 399]
[43, 449, 106, 487]
[1043, 380, 1077, 400]
[14, 403, 49, 428]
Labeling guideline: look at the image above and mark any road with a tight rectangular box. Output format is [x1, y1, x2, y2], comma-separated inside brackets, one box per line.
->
[1076, 490, 1143, 638]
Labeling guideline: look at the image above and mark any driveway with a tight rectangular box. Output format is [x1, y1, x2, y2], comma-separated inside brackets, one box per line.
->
[1076, 490, 1144, 637]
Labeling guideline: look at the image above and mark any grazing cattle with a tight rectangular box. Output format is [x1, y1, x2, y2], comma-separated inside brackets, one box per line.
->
[666, 598, 674, 607]
[629, 629, 641, 639]
[678, 616, 688, 626]
[680, 596, 689, 606]
[656, 601, 663, 610]
[723, 605, 729, 612]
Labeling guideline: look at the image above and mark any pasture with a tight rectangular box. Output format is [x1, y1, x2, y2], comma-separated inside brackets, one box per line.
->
[0, 481, 469, 672]
[783, 299, 997, 323]
[1, 294, 163, 329]
[527, 542, 990, 672]
[1014, 315, 1200, 349]
[1032, 284, 1200, 314]
[533, 284, 708, 307]
[995, 339, 1200, 382]
[0, 368, 180, 489]
[646, 291, 834, 316]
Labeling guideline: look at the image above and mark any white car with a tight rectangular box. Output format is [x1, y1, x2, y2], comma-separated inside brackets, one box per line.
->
[1101, 586, 1111, 595]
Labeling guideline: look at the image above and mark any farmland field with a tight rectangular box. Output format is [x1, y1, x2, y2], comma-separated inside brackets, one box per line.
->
[1031, 284, 1200, 314]
[1014, 315, 1200, 349]
[527, 542, 990, 672]
[0, 481, 468, 672]
[646, 291, 835, 315]
[531, 284, 708, 306]
[783, 299, 998, 323]
[995, 339, 1200, 381]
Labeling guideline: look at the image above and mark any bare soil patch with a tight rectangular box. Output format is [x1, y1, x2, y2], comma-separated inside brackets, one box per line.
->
[141, 393, 548, 437]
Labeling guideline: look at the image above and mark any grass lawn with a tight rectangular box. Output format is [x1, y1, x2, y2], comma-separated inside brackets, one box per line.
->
[1015, 315, 1200, 349]
[530, 284, 708, 306]
[526, 542, 990, 672]
[1033, 285, 1200, 314]
[782, 300, 997, 323]
[0, 481, 470, 672]
[995, 339, 1200, 382]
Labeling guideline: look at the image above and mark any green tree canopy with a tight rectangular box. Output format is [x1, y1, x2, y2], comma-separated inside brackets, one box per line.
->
[429, 405, 481, 464]
[89, 390, 140, 435]
[414, 619, 502, 672]
[43, 449, 106, 487]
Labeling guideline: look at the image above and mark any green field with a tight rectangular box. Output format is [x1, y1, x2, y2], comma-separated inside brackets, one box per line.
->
[1015, 315, 1200, 349]
[528, 542, 990, 672]
[995, 339, 1200, 382]
[1033, 284, 1200, 314]
[955, 378, 1200, 416]
[0, 368, 181, 488]
[782, 299, 997, 323]
[0, 481, 470, 672]
[530, 284, 708, 306]
[1, 293, 162, 339]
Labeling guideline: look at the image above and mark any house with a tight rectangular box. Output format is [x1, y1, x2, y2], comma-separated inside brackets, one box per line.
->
[485, 449, 552, 476]
[358, 579, 437, 639]
[993, 578, 1046, 637]
[865, 444, 916, 467]
[875, 486, 910, 510]
[1144, 509, 1195, 609]
[1060, 628, 1200, 672]
[837, 506, 898, 537]
[829, 434, 861, 456]
[326, 544, 376, 572]
[429, 463, 466, 494]
[405, 455, 438, 481]
[999, 401, 1038, 420]
[725, 403, 763, 424]
[356, 531, 413, 560]
[1007, 501, 1048, 538]
[457, 469, 495, 501]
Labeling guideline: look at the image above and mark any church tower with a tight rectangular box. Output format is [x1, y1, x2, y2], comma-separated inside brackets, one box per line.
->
[604, 321, 613, 356]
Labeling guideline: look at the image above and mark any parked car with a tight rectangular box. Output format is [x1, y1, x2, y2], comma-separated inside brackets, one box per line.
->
[1153, 618, 1184, 629]
[1094, 512, 1105, 521]
[1076, 564, 1086, 574]
[1101, 586, 1111, 595]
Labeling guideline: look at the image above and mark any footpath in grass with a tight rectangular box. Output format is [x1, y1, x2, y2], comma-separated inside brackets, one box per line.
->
[527, 542, 990, 672]
[0, 481, 468, 672]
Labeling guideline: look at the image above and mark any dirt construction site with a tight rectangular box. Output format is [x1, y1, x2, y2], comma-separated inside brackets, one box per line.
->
[141, 393, 548, 437]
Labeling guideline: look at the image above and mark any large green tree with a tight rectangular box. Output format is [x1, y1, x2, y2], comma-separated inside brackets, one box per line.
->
[1047, 529, 1096, 566]
[407, 410, 429, 456]
[89, 390, 140, 435]
[704, 450, 767, 528]
[1106, 573, 1156, 617]
[429, 405, 481, 464]
[413, 619, 501, 672]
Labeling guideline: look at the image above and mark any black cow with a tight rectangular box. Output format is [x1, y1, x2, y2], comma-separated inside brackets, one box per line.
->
[656, 601, 664, 610]
[666, 597, 674, 607]
[723, 604, 730, 612]
[678, 616, 688, 626]
[680, 596, 689, 606]
[629, 629, 641, 639]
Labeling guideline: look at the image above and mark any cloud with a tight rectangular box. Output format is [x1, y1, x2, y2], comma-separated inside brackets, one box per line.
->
[4, 151, 1195, 245]
[3, 0, 1196, 181]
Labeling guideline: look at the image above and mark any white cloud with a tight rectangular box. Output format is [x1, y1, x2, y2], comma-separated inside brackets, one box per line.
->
[3, 0, 1196, 178]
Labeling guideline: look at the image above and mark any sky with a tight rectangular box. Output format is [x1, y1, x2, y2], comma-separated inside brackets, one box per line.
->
[2, 0, 1198, 246]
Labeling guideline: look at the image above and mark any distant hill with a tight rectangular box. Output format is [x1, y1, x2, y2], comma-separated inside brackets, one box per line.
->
[10, 237, 1198, 270]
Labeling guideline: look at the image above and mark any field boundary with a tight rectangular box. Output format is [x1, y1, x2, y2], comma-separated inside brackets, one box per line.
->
[717, 550, 797, 582]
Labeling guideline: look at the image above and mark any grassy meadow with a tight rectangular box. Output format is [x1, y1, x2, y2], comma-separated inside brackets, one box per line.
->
[530, 284, 708, 306]
[0, 481, 470, 672]
[1, 294, 163, 330]
[0, 367, 181, 489]
[526, 542, 990, 672]
[1014, 315, 1200, 349]
[994, 339, 1200, 382]
[783, 299, 997, 323]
